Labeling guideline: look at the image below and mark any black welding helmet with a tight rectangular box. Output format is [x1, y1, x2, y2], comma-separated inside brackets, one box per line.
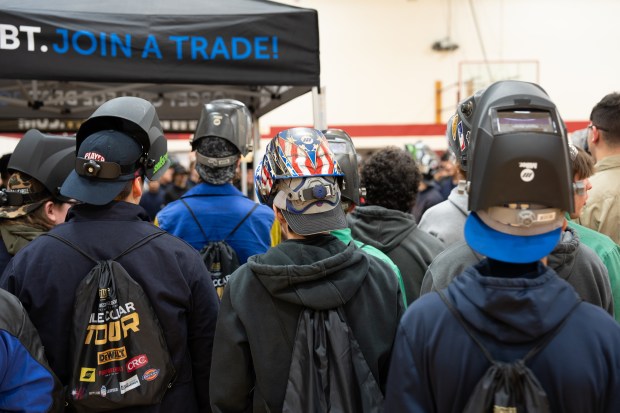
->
[446, 88, 485, 174]
[75, 96, 170, 181]
[0, 129, 76, 218]
[7, 129, 76, 201]
[463, 80, 573, 263]
[191, 99, 253, 168]
[323, 129, 366, 206]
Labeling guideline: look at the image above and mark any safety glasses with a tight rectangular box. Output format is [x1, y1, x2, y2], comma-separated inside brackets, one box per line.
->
[573, 180, 587, 196]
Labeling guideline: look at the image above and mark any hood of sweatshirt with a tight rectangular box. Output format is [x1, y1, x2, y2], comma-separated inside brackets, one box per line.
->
[247, 234, 370, 310]
[347, 205, 417, 253]
[447, 261, 582, 342]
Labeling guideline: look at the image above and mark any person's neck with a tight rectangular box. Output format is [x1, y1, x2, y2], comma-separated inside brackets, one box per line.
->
[477, 258, 544, 279]
[593, 144, 620, 162]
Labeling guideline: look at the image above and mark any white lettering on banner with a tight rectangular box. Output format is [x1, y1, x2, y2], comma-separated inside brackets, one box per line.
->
[0, 24, 41, 51]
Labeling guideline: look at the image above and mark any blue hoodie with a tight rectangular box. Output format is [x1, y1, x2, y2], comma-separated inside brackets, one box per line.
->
[385, 259, 620, 413]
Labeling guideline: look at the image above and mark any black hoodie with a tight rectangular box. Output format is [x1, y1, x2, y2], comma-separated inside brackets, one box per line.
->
[209, 234, 404, 413]
[348, 205, 445, 303]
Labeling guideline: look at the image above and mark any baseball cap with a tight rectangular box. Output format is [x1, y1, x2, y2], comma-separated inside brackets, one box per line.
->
[0, 172, 51, 219]
[61, 130, 143, 205]
[464, 209, 563, 263]
[273, 176, 347, 236]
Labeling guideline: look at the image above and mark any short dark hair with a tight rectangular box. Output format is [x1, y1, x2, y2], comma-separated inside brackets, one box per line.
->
[571, 145, 595, 180]
[114, 179, 136, 201]
[361, 146, 421, 212]
[590, 92, 620, 145]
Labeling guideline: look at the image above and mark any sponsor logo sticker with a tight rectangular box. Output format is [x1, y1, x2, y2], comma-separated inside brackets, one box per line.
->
[79, 367, 96, 382]
[143, 368, 160, 382]
[99, 366, 123, 376]
[126, 354, 148, 372]
[71, 387, 86, 400]
[119, 374, 141, 395]
[97, 346, 127, 365]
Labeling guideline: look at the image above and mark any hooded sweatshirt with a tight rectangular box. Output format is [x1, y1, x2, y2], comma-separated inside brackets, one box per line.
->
[348, 205, 444, 303]
[385, 260, 620, 413]
[420, 228, 614, 316]
[209, 234, 404, 413]
[418, 184, 469, 247]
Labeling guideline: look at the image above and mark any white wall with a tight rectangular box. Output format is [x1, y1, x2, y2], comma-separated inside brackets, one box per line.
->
[258, 0, 620, 150]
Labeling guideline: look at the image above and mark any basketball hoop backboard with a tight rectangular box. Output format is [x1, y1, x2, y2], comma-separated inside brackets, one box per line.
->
[458, 60, 540, 103]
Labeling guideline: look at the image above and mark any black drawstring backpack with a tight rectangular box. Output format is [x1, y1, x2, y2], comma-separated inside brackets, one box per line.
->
[437, 289, 580, 413]
[46, 232, 176, 412]
[181, 197, 257, 298]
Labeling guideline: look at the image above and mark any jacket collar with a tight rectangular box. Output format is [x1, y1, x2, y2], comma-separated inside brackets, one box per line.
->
[66, 201, 151, 223]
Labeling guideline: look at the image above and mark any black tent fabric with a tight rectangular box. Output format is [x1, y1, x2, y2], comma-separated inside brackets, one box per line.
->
[0, 0, 320, 131]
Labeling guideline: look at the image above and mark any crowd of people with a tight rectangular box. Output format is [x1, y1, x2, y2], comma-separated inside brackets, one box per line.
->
[0, 80, 619, 413]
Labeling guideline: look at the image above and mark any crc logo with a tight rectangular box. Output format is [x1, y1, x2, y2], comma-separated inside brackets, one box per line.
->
[79, 367, 96, 382]
[127, 354, 148, 372]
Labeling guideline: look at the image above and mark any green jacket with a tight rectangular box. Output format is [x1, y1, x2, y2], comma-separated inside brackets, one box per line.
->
[569, 214, 620, 322]
[331, 227, 408, 308]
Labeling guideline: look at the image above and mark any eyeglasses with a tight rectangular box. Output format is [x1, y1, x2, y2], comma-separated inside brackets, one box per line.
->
[573, 180, 587, 196]
[588, 123, 609, 132]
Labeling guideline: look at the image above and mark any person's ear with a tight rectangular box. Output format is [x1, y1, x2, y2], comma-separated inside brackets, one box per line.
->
[272, 204, 287, 226]
[43, 200, 57, 224]
[272, 204, 292, 239]
[591, 126, 601, 144]
[132, 176, 143, 200]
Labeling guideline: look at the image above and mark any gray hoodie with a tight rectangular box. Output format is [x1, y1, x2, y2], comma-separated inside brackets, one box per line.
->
[418, 184, 469, 247]
[420, 227, 614, 316]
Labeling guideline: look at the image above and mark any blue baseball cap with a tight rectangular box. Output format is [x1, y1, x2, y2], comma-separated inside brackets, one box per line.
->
[61, 130, 143, 205]
[464, 210, 563, 264]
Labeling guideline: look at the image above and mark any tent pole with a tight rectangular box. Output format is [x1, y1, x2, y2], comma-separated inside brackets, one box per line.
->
[312, 86, 327, 130]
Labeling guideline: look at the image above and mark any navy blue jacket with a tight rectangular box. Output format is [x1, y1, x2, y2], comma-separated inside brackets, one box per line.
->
[1, 202, 219, 413]
[384, 260, 620, 413]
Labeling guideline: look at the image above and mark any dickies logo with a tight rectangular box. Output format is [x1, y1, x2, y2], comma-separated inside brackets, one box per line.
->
[143, 368, 160, 382]
[79, 367, 96, 382]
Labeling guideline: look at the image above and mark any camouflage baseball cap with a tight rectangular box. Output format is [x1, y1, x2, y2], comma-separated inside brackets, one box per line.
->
[0, 171, 51, 219]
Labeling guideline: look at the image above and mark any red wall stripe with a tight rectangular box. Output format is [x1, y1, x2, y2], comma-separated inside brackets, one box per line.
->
[0, 121, 590, 140]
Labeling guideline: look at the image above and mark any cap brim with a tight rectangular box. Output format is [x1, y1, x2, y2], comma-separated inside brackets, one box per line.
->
[464, 211, 562, 263]
[281, 204, 347, 236]
[0, 199, 48, 219]
[60, 170, 130, 206]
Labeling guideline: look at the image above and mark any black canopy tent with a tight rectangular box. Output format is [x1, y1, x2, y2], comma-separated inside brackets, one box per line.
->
[0, 0, 320, 133]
